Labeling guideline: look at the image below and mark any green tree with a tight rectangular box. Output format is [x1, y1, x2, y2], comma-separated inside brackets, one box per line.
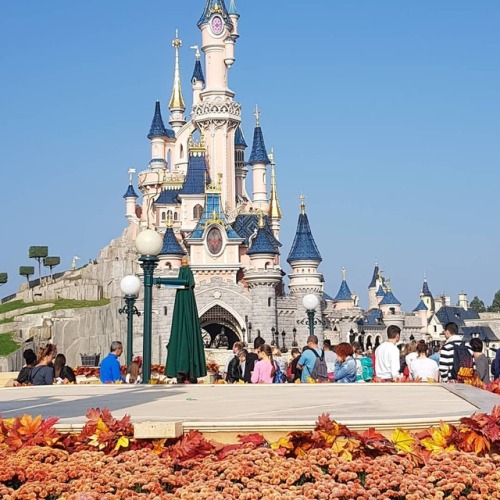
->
[488, 290, 500, 313]
[43, 256, 60, 277]
[19, 266, 35, 288]
[469, 296, 487, 313]
[0, 273, 7, 285]
[29, 246, 48, 279]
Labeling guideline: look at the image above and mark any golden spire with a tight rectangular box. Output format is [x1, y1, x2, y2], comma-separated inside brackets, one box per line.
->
[268, 148, 282, 220]
[169, 29, 186, 111]
[300, 194, 306, 215]
[258, 210, 265, 228]
[165, 212, 174, 229]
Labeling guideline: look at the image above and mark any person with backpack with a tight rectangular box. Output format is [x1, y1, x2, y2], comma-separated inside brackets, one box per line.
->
[251, 344, 276, 383]
[334, 343, 357, 383]
[439, 322, 471, 382]
[297, 335, 329, 383]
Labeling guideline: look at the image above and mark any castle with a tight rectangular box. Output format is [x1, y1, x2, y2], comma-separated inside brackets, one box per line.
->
[3, 0, 498, 370]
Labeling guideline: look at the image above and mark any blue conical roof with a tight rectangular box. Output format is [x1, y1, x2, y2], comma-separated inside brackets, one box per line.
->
[192, 60, 205, 84]
[369, 264, 379, 288]
[421, 279, 433, 297]
[123, 184, 138, 199]
[235, 126, 247, 148]
[228, 0, 238, 15]
[248, 126, 270, 165]
[247, 224, 279, 256]
[379, 291, 401, 306]
[160, 227, 186, 256]
[413, 300, 428, 312]
[287, 212, 322, 263]
[198, 0, 233, 30]
[147, 101, 175, 140]
[334, 281, 352, 301]
[376, 285, 386, 297]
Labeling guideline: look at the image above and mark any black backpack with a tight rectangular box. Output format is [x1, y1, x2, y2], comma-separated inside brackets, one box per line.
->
[306, 349, 329, 383]
[450, 341, 475, 381]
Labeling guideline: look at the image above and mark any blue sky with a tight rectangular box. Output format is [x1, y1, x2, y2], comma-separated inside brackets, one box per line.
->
[1, 0, 499, 309]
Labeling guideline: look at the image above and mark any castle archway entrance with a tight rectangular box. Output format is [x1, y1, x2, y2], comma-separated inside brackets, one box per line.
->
[200, 305, 241, 349]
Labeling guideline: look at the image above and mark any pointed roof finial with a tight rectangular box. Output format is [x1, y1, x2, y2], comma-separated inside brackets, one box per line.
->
[258, 210, 265, 228]
[342, 267, 347, 281]
[169, 29, 186, 111]
[190, 44, 201, 60]
[253, 104, 261, 126]
[128, 168, 136, 185]
[166, 212, 174, 228]
[300, 194, 306, 215]
[268, 148, 282, 220]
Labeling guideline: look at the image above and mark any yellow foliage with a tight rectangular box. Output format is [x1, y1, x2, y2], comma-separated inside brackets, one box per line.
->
[114, 435, 130, 451]
[391, 428, 416, 453]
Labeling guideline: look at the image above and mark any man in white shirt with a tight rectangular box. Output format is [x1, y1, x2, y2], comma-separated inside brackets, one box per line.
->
[375, 325, 401, 381]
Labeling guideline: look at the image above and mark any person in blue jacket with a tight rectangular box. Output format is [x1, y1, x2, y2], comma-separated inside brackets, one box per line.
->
[100, 341, 125, 383]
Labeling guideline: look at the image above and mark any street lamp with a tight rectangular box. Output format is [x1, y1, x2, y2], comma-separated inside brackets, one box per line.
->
[281, 330, 287, 353]
[119, 275, 141, 368]
[271, 326, 276, 346]
[292, 327, 298, 347]
[302, 293, 319, 336]
[135, 229, 163, 384]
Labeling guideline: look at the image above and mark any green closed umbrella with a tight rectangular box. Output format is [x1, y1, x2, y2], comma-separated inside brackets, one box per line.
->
[165, 263, 207, 379]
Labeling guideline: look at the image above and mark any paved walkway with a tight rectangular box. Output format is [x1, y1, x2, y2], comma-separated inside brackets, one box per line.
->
[1, 383, 498, 439]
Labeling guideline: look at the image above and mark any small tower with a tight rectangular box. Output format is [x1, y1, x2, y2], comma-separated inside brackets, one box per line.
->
[228, 0, 240, 39]
[333, 268, 355, 310]
[244, 212, 282, 339]
[158, 215, 186, 271]
[234, 125, 248, 203]
[168, 30, 187, 133]
[368, 263, 382, 309]
[458, 292, 468, 311]
[148, 101, 173, 170]
[268, 148, 283, 242]
[378, 281, 404, 331]
[287, 196, 324, 346]
[420, 277, 435, 314]
[123, 168, 139, 224]
[248, 106, 270, 210]
[413, 300, 429, 328]
[190, 46, 205, 106]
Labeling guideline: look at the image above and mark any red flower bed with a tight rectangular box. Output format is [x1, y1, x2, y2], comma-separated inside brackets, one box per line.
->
[0, 407, 499, 498]
[73, 364, 166, 378]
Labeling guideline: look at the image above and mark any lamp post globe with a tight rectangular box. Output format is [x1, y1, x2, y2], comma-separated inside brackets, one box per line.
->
[135, 229, 163, 256]
[302, 293, 319, 311]
[302, 293, 319, 337]
[120, 275, 141, 297]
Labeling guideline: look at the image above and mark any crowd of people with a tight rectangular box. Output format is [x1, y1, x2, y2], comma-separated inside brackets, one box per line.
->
[221, 322, 499, 384]
[14, 323, 500, 386]
[14, 344, 76, 386]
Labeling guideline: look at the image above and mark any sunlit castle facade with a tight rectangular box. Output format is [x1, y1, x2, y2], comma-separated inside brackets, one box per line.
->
[119, 0, 499, 360]
[123, 0, 326, 353]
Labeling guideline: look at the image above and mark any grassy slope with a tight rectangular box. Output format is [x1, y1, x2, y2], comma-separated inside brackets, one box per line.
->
[0, 332, 19, 356]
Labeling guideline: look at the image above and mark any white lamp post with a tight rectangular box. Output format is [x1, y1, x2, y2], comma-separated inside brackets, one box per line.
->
[302, 293, 320, 336]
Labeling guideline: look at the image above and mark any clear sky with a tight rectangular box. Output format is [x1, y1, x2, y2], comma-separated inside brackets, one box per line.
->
[1, 0, 499, 310]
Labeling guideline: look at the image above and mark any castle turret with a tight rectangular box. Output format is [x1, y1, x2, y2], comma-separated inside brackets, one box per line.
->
[378, 283, 404, 330]
[228, 0, 240, 39]
[158, 215, 186, 270]
[234, 125, 248, 202]
[268, 148, 282, 242]
[193, 0, 241, 213]
[458, 292, 468, 311]
[168, 30, 187, 133]
[368, 263, 382, 309]
[244, 212, 282, 339]
[147, 101, 173, 170]
[123, 169, 139, 224]
[287, 196, 324, 345]
[413, 300, 429, 328]
[248, 106, 270, 210]
[420, 277, 435, 314]
[333, 268, 355, 310]
[190, 46, 205, 107]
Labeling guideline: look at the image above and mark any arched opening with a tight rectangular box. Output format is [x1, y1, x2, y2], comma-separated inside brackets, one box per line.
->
[200, 305, 241, 349]
[193, 204, 203, 219]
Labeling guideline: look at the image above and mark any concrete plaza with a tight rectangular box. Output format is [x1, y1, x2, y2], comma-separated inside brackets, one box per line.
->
[1, 383, 498, 442]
